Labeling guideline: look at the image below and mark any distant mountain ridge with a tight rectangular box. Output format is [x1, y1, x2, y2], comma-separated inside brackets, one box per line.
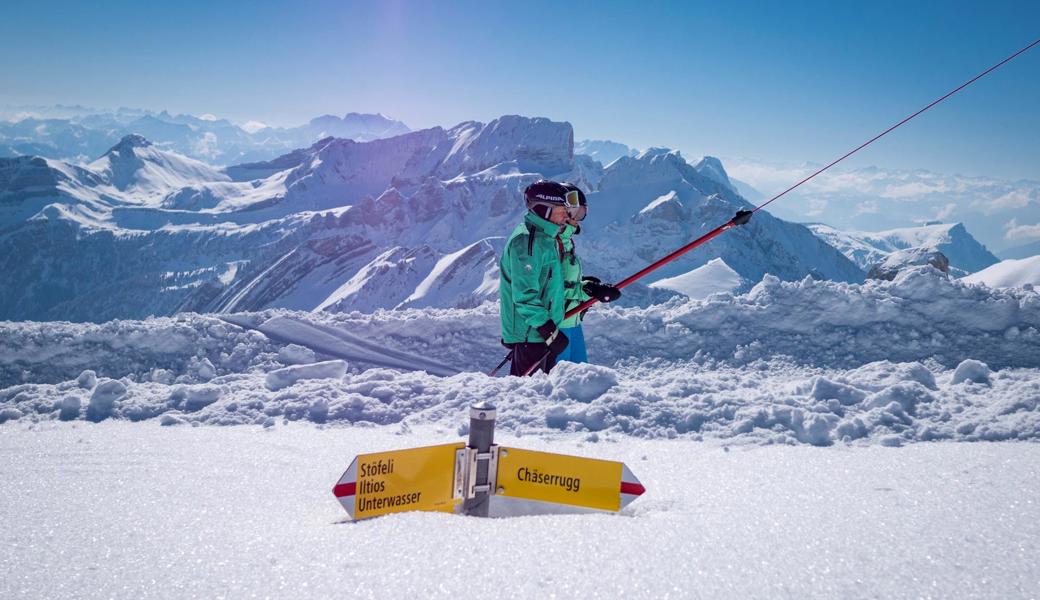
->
[726, 157, 1040, 253]
[807, 222, 999, 276]
[999, 240, 1040, 260]
[0, 107, 410, 166]
[2, 116, 866, 322]
[574, 139, 638, 166]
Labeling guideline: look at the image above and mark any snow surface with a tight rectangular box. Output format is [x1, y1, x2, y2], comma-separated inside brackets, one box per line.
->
[2, 241, 1040, 599]
[1, 423, 1037, 599]
[962, 255, 1040, 288]
[266, 359, 348, 391]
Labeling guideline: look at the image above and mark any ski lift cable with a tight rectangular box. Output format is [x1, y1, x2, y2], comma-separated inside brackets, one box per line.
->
[753, 36, 1040, 215]
[500, 36, 1040, 377]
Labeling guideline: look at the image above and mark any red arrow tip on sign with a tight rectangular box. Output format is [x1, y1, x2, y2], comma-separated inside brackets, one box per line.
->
[333, 482, 357, 498]
[620, 481, 645, 496]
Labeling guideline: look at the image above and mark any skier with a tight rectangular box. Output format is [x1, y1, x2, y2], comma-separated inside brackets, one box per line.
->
[498, 180, 621, 376]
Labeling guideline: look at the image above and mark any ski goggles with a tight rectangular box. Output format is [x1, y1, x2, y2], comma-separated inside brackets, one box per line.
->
[529, 200, 587, 221]
[529, 190, 587, 221]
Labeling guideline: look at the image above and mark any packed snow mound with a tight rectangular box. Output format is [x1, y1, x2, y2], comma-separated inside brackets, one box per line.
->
[596, 267, 1040, 369]
[962, 255, 1040, 288]
[3, 268, 1040, 444]
[951, 359, 991, 385]
[265, 360, 348, 391]
[649, 258, 746, 299]
[808, 222, 998, 275]
[547, 361, 619, 403]
[4, 350, 1039, 444]
[0, 315, 282, 388]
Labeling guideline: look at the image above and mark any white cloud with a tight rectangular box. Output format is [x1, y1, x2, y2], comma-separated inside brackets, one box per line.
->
[191, 132, 220, 160]
[880, 181, 943, 199]
[1003, 218, 1040, 241]
[805, 197, 828, 217]
[241, 120, 268, 134]
[935, 203, 957, 220]
[198, 113, 218, 121]
[854, 200, 879, 216]
[980, 189, 1036, 214]
[725, 157, 1039, 211]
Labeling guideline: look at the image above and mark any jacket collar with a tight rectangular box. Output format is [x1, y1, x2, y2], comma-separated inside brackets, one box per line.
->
[524, 211, 567, 238]
[524, 210, 582, 239]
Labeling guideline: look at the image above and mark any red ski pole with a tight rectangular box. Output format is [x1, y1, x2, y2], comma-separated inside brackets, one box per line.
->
[509, 209, 753, 377]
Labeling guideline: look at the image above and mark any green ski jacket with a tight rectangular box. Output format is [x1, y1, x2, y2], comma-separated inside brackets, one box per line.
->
[499, 212, 578, 343]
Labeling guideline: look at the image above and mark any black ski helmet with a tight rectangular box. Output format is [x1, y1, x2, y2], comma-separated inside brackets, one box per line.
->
[524, 180, 587, 221]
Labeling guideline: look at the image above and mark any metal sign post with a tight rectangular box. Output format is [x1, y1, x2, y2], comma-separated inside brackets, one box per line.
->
[462, 402, 497, 517]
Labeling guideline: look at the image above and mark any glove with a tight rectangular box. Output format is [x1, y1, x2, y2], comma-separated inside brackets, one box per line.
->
[582, 276, 621, 303]
[536, 321, 569, 357]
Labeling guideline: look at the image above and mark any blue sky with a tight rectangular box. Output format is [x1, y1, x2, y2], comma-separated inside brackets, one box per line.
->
[1, 0, 1037, 179]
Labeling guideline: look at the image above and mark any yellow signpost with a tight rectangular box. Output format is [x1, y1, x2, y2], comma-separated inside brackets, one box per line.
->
[331, 406, 645, 521]
[333, 442, 464, 520]
[496, 447, 635, 512]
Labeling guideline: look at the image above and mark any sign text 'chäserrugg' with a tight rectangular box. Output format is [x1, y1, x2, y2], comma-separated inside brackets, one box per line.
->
[495, 446, 644, 512]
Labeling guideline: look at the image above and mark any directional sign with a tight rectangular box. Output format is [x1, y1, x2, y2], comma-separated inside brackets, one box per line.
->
[495, 447, 645, 512]
[333, 442, 464, 521]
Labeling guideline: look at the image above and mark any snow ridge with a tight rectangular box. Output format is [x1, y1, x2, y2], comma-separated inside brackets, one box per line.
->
[3, 268, 1038, 446]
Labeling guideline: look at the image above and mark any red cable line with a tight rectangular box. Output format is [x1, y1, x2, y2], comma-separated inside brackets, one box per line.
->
[754, 37, 1040, 214]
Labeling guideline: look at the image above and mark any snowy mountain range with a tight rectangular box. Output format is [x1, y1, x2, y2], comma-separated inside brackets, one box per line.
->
[0, 106, 410, 166]
[573, 139, 639, 166]
[1, 115, 878, 322]
[581, 148, 864, 285]
[724, 157, 1040, 254]
[807, 222, 1000, 276]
